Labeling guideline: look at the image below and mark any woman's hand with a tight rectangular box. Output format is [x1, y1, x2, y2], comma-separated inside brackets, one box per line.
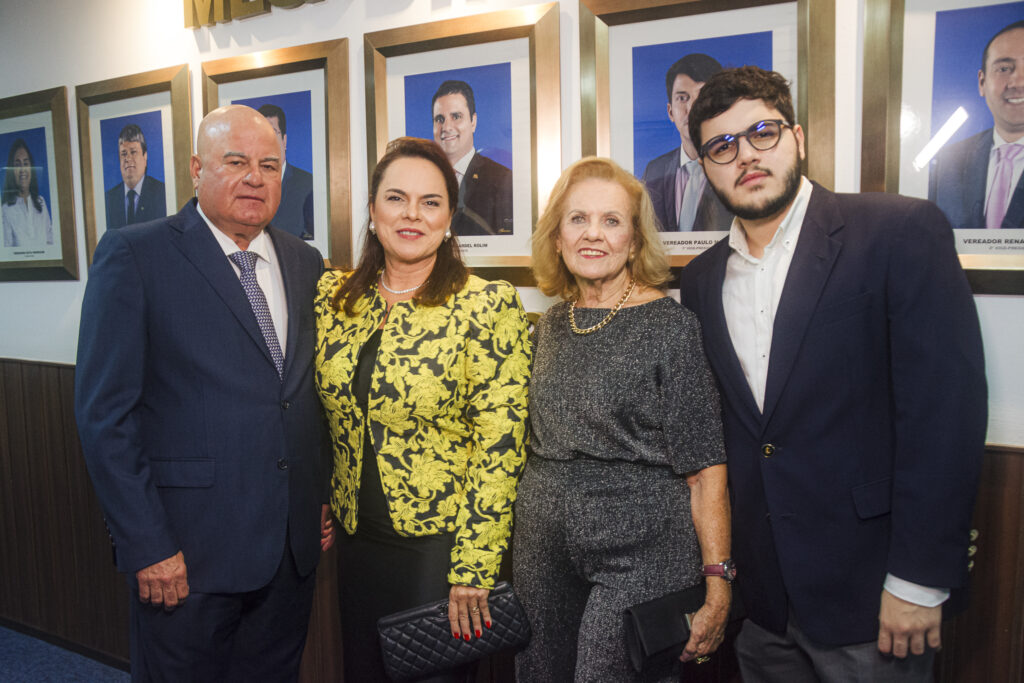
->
[680, 590, 730, 662]
[448, 584, 492, 641]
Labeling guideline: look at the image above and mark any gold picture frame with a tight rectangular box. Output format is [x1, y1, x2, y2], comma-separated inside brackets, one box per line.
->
[862, 0, 1023, 294]
[580, 0, 835, 266]
[76, 65, 193, 263]
[0, 86, 78, 281]
[202, 39, 351, 268]
[364, 2, 561, 286]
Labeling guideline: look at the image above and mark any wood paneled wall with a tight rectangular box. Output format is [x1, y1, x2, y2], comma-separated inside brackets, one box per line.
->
[1, 357, 1021, 682]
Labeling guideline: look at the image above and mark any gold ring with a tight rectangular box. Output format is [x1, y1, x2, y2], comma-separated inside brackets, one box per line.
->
[470, 606, 480, 613]
[695, 656, 711, 664]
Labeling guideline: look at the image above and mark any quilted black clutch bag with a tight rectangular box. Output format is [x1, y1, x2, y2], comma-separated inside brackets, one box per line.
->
[377, 581, 531, 681]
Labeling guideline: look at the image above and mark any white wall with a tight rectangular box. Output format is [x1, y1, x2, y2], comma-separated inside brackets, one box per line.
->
[1, 0, 1021, 446]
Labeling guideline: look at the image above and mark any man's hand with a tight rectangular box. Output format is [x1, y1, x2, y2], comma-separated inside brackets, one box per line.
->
[320, 504, 335, 552]
[136, 551, 189, 611]
[877, 589, 941, 657]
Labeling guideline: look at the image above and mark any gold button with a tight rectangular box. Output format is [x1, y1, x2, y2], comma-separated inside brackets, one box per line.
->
[761, 444, 775, 457]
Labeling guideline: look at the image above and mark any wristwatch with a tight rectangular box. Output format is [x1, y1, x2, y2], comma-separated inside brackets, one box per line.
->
[702, 559, 737, 582]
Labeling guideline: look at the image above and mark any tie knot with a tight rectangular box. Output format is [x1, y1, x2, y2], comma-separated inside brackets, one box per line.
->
[998, 144, 1023, 164]
[229, 250, 258, 273]
[127, 189, 137, 199]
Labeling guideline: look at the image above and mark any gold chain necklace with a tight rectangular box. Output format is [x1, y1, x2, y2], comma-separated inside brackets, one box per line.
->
[569, 278, 637, 335]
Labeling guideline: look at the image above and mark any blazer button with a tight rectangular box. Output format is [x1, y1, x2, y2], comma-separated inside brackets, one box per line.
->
[280, 400, 290, 410]
[761, 443, 775, 457]
[277, 458, 288, 470]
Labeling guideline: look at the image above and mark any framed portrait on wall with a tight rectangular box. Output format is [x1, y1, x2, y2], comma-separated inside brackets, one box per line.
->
[0, 86, 78, 281]
[202, 39, 351, 267]
[76, 65, 192, 263]
[365, 2, 560, 285]
[581, 0, 836, 265]
[863, 0, 1024, 293]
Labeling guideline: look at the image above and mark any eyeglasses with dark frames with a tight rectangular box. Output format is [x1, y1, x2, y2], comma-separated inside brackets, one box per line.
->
[699, 119, 792, 165]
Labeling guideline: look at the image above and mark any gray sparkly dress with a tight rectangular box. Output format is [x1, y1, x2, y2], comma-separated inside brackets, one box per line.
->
[513, 297, 726, 683]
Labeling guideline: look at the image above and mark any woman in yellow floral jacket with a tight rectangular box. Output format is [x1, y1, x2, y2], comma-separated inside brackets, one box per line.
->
[315, 137, 531, 682]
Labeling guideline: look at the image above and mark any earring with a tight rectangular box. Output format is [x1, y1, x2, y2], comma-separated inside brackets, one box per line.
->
[444, 229, 452, 240]
[368, 222, 376, 235]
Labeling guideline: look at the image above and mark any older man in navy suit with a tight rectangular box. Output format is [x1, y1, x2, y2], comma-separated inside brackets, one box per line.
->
[641, 53, 732, 232]
[930, 21, 1024, 229]
[679, 67, 986, 681]
[76, 105, 333, 683]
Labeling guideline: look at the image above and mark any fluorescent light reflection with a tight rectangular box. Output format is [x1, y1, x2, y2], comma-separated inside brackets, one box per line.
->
[913, 107, 968, 171]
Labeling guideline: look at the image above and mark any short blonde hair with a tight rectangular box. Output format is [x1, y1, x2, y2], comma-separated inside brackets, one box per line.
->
[532, 157, 670, 300]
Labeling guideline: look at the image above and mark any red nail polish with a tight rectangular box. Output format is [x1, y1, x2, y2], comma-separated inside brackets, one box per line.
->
[463, 633, 470, 641]
[486, 621, 492, 629]
[453, 632, 459, 639]
[475, 629, 481, 637]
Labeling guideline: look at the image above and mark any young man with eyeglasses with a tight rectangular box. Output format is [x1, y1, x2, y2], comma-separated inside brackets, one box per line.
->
[678, 66, 987, 682]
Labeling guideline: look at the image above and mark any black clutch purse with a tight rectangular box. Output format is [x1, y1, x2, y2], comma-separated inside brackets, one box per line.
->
[623, 583, 707, 677]
[377, 581, 531, 682]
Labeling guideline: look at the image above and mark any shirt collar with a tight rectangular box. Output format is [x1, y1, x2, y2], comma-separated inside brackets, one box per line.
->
[991, 129, 1023, 154]
[728, 176, 813, 263]
[196, 202, 272, 263]
[124, 177, 145, 196]
[452, 148, 476, 178]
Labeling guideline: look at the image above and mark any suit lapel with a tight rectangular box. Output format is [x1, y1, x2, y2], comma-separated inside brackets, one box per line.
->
[459, 154, 483, 210]
[1002, 171, 1024, 228]
[760, 187, 843, 425]
[965, 133, 990, 228]
[169, 201, 276, 370]
[268, 227, 301, 381]
[695, 243, 763, 436]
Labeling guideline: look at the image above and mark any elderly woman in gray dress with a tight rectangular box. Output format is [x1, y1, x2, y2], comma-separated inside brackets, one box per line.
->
[513, 157, 731, 682]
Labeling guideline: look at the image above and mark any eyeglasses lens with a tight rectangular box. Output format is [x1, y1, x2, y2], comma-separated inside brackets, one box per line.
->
[706, 120, 783, 164]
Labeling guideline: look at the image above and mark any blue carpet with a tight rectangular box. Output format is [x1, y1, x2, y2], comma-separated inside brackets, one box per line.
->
[0, 626, 129, 682]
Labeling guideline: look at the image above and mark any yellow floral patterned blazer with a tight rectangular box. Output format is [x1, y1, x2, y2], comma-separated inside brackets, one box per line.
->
[315, 270, 531, 588]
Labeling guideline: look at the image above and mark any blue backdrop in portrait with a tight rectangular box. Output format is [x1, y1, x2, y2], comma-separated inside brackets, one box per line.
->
[100, 110, 165, 191]
[1, 127, 51, 210]
[404, 63, 513, 170]
[632, 32, 773, 175]
[233, 90, 314, 172]
[932, 1, 1024, 143]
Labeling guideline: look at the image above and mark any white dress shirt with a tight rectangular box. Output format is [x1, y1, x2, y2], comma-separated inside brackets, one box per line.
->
[2, 195, 53, 248]
[721, 176, 948, 608]
[198, 204, 289, 356]
[452, 148, 476, 184]
[677, 151, 707, 231]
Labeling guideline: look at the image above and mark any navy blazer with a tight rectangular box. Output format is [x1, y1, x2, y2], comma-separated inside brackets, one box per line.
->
[75, 199, 328, 594]
[104, 175, 167, 230]
[452, 152, 513, 236]
[273, 162, 314, 240]
[929, 127, 1024, 229]
[641, 146, 733, 231]
[679, 183, 987, 645]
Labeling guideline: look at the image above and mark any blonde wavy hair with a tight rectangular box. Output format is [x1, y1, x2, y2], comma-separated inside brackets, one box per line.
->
[532, 156, 671, 300]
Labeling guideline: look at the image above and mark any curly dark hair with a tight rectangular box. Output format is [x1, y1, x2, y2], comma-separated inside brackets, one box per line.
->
[687, 66, 795, 153]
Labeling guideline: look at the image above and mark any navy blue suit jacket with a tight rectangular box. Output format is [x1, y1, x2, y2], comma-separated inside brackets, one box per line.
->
[452, 152, 513, 236]
[75, 199, 328, 594]
[105, 175, 167, 230]
[273, 163, 314, 240]
[929, 127, 1024, 229]
[642, 146, 733, 231]
[679, 184, 987, 645]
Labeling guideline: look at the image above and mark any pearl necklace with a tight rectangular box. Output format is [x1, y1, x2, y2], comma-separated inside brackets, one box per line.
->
[569, 278, 637, 335]
[379, 269, 424, 295]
